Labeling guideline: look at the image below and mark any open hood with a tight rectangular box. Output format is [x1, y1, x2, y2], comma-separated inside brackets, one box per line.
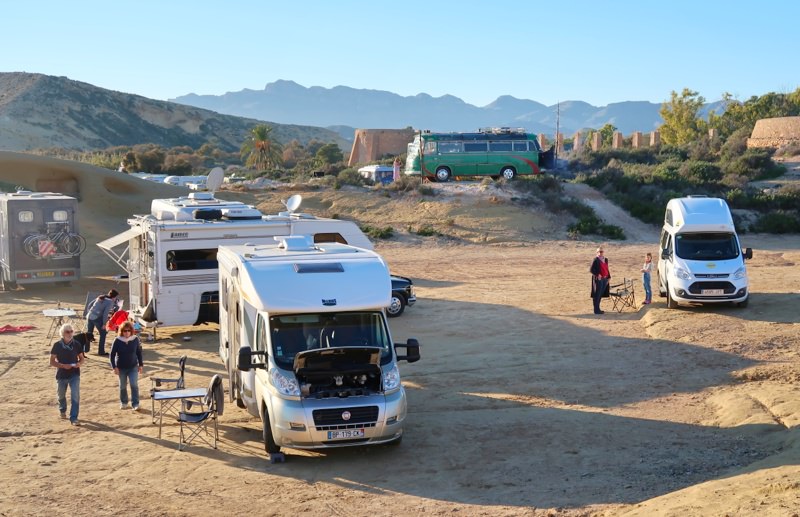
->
[293, 347, 383, 398]
[294, 346, 381, 373]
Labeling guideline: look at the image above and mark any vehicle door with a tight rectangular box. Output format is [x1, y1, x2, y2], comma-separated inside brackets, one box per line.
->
[657, 230, 672, 288]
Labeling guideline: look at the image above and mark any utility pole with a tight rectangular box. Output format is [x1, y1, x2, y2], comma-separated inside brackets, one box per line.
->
[554, 101, 560, 168]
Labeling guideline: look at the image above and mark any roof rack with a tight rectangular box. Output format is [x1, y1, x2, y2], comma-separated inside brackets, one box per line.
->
[477, 127, 527, 134]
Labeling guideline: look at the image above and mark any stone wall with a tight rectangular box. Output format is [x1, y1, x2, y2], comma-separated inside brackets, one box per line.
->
[347, 128, 416, 166]
[747, 116, 800, 149]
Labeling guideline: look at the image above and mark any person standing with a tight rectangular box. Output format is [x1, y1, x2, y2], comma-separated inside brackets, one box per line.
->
[110, 321, 144, 411]
[49, 323, 85, 426]
[86, 289, 119, 356]
[589, 247, 611, 314]
[392, 156, 402, 182]
[641, 252, 653, 304]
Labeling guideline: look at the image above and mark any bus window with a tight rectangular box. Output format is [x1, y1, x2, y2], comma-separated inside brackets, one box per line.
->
[424, 141, 437, 154]
[438, 141, 462, 154]
[513, 141, 529, 151]
[490, 142, 512, 152]
[464, 142, 487, 152]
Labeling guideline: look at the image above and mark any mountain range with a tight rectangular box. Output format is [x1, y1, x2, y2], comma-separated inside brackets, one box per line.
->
[173, 79, 720, 137]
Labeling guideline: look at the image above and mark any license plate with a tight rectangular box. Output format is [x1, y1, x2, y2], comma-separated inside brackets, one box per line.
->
[702, 289, 724, 295]
[35, 272, 55, 278]
[327, 429, 364, 440]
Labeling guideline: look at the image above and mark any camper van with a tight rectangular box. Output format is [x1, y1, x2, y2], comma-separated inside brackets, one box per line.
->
[357, 165, 394, 185]
[218, 237, 421, 458]
[97, 192, 374, 329]
[0, 191, 81, 289]
[657, 196, 752, 308]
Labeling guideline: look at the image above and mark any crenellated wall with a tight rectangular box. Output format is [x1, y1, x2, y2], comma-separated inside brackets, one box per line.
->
[747, 116, 800, 149]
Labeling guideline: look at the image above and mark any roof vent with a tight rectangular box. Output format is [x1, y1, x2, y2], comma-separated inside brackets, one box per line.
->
[275, 235, 315, 251]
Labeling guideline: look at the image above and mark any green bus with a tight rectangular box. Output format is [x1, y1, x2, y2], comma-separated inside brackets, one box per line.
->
[404, 128, 547, 182]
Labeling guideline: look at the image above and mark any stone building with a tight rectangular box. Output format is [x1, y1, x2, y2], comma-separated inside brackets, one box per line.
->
[347, 128, 416, 167]
[747, 116, 800, 149]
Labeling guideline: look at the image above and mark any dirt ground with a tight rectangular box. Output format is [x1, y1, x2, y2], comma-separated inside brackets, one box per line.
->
[2, 157, 800, 516]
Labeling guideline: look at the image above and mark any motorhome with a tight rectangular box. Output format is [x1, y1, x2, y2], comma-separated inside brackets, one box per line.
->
[218, 236, 420, 458]
[657, 196, 752, 308]
[0, 190, 81, 289]
[97, 192, 373, 330]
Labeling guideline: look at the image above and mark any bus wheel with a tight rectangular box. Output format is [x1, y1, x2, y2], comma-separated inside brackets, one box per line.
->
[435, 167, 451, 182]
[500, 167, 516, 180]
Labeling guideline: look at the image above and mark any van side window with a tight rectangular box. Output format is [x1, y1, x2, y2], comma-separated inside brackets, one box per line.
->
[489, 142, 512, 152]
[256, 315, 268, 354]
[665, 209, 673, 226]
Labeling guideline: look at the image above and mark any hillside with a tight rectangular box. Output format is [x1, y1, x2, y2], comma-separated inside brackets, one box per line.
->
[0, 73, 348, 152]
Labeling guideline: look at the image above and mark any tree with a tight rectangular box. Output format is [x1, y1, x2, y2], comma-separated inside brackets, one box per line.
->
[241, 124, 283, 171]
[598, 123, 617, 147]
[315, 143, 344, 167]
[659, 88, 708, 146]
[710, 88, 800, 139]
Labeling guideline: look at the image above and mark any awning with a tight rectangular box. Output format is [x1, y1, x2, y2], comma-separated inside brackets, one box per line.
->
[96, 227, 142, 271]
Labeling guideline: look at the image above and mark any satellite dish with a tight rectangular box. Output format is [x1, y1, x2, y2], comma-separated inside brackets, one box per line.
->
[206, 167, 224, 194]
[283, 194, 302, 213]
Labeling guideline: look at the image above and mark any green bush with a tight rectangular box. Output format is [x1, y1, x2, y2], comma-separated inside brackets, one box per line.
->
[335, 168, 366, 187]
[360, 224, 394, 239]
[679, 160, 722, 183]
[750, 211, 800, 233]
[415, 225, 441, 237]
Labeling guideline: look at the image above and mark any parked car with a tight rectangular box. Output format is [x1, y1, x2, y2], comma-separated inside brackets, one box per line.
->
[388, 275, 416, 317]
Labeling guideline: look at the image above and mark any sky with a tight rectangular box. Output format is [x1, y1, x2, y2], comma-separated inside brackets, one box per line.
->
[3, 1, 799, 108]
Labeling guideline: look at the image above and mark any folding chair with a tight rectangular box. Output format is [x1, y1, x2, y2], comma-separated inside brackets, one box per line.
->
[608, 277, 637, 312]
[178, 374, 224, 451]
[150, 355, 187, 423]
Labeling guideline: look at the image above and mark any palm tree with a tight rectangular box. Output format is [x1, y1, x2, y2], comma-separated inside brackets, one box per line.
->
[241, 124, 283, 171]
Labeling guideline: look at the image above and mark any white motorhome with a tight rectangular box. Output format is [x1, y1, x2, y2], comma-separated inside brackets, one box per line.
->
[164, 175, 205, 187]
[657, 196, 752, 308]
[218, 236, 420, 458]
[97, 193, 373, 330]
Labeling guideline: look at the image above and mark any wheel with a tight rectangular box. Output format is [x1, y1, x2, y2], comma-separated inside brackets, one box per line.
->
[387, 293, 406, 317]
[435, 167, 451, 182]
[666, 284, 678, 309]
[500, 166, 516, 180]
[737, 296, 749, 308]
[262, 405, 280, 455]
[657, 271, 666, 297]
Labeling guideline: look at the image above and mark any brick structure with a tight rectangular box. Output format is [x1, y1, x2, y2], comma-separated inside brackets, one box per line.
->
[631, 132, 643, 148]
[347, 128, 416, 167]
[538, 133, 548, 150]
[650, 131, 660, 147]
[556, 132, 564, 154]
[747, 116, 800, 149]
[612, 132, 623, 149]
[591, 132, 602, 151]
[573, 132, 583, 153]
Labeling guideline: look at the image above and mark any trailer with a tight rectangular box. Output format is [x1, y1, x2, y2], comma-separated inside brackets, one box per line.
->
[0, 190, 82, 289]
[219, 236, 420, 459]
[97, 192, 374, 330]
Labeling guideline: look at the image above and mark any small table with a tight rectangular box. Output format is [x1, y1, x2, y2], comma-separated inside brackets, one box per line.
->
[42, 308, 77, 346]
[152, 387, 207, 438]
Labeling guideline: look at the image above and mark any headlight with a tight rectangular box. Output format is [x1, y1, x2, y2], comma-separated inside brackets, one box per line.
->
[733, 266, 747, 280]
[383, 364, 401, 392]
[675, 267, 692, 280]
[269, 368, 300, 396]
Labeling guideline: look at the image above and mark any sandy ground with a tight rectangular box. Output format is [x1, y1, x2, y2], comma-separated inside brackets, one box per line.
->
[2, 154, 800, 516]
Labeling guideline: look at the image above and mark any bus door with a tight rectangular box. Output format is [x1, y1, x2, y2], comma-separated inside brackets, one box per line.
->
[462, 140, 488, 177]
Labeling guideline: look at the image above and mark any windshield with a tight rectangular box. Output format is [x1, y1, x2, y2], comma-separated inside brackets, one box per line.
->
[675, 232, 739, 261]
[269, 312, 392, 370]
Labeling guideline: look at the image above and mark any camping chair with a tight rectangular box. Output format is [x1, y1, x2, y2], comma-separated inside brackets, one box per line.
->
[150, 355, 187, 423]
[608, 277, 637, 313]
[178, 374, 224, 451]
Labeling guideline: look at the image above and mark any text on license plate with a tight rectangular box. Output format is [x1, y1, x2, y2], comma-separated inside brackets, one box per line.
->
[327, 429, 364, 440]
[702, 289, 724, 295]
[35, 272, 55, 278]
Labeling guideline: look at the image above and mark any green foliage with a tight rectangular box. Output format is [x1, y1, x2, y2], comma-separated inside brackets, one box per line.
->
[315, 143, 344, 166]
[658, 88, 708, 145]
[710, 89, 800, 139]
[567, 212, 626, 240]
[334, 168, 365, 188]
[750, 211, 800, 233]
[415, 225, 441, 237]
[679, 160, 722, 183]
[360, 224, 394, 240]
[241, 124, 284, 171]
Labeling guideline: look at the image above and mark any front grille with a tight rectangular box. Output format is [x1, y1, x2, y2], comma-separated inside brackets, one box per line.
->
[313, 406, 379, 427]
[688, 281, 736, 294]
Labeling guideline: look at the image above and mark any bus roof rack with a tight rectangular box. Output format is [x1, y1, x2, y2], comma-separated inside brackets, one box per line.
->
[478, 127, 527, 134]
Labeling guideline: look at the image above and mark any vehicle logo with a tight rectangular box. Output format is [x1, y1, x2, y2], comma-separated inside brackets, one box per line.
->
[706, 263, 716, 269]
[342, 411, 351, 421]
[322, 298, 337, 306]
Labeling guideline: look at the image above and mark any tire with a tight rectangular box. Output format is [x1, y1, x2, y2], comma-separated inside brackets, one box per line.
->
[435, 167, 451, 182]
[500, 166, 516, 180]
[657, 271, 666, 297]
[666, 284, 678, 309]
[262, 405, 281, 455]
[387, 293, 406, 317]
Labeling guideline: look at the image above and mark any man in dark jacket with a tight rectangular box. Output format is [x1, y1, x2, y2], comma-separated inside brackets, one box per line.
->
[86, 289, 119, 356]
[589, 247, 611, 314]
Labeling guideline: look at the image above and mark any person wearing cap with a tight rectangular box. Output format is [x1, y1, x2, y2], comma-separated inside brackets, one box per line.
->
[86, 289, 119, 356]
[589, 247, 611, 314]
[49, 323, 85, 426]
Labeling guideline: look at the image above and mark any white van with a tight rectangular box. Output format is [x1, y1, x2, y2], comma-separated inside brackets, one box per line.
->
[657, 196, 752, 308]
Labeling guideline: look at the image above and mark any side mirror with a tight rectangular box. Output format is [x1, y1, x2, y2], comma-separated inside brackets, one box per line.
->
[394, 338, 421, 363]
[660, 248, 671, 260]
[743, 247, 753, 260]
[237, 346, 253, 371]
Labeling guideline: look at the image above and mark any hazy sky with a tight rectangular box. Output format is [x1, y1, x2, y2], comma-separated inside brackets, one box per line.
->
[3, 1, 799, 108]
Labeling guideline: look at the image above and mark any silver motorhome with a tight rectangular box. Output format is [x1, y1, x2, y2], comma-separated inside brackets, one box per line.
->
[218, 237, 420, 459]
[97, 192, 373, 329]
[0, 190, 81, 289]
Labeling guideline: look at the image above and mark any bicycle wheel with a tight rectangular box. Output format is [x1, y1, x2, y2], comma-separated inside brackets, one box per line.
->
[24, 234, 43, 258]
[65, 233, 86, 256]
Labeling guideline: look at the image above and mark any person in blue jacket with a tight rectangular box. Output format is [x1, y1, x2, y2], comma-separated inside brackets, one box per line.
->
[109, 321, 143, 411]
[85, 289, 119, 356]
